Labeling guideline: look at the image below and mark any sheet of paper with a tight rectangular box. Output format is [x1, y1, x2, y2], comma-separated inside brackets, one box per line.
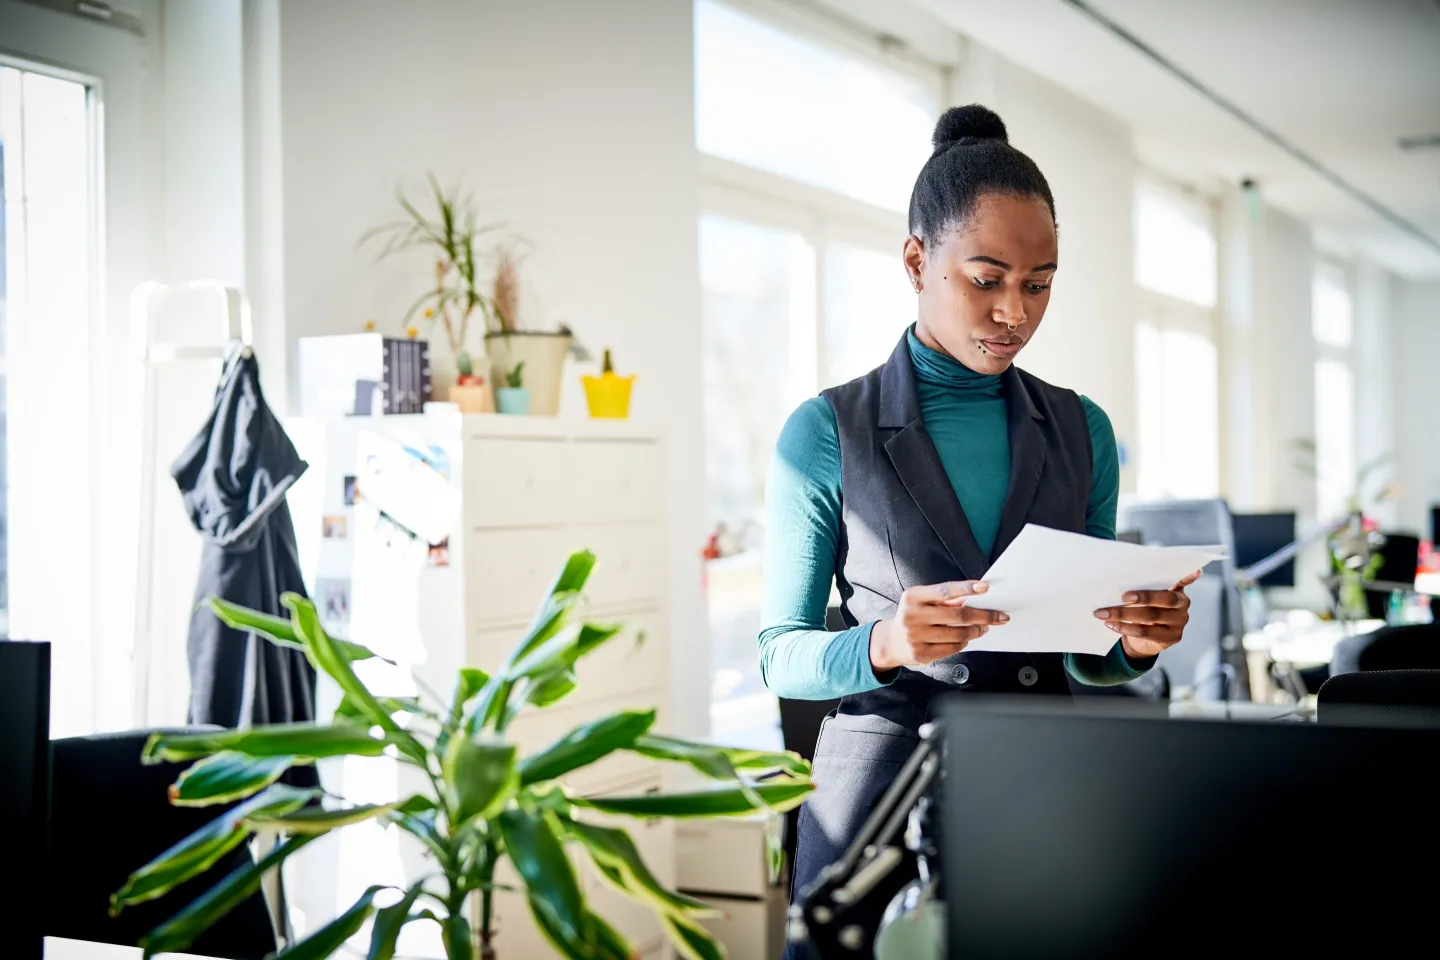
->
[962, 524, 1227, 655]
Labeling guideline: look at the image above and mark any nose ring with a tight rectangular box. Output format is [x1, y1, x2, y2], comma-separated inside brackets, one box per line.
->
[1006, 323, 1018, 333]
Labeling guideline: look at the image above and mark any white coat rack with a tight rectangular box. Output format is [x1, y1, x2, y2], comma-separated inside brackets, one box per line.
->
[130, 280, 254, 728]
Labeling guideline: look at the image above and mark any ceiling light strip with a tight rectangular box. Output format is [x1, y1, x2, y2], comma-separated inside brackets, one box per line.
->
[1062, 0, 1440, 255]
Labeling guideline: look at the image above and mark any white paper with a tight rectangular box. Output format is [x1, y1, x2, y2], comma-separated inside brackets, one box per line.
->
[961, 524, 1227, 655]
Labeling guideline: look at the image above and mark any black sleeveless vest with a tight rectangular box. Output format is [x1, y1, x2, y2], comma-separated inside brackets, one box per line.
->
[822, 332, 1095, 732]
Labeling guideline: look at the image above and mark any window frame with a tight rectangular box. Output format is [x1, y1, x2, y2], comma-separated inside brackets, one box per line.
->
[1311, 259, 1357, 520]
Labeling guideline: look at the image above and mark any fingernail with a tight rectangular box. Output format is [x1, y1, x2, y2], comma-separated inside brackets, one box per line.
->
[1093, 609, 1109, 618]
[1123, 593, 1139, 603]
[997, 613, 1009, 623]
[973, 581, 988, 593]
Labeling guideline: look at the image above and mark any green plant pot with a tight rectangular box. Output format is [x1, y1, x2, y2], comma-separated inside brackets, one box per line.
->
[496, 386, 531, 415]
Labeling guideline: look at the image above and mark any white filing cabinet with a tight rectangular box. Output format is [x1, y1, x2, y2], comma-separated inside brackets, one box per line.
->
[677, 816, 790, 960]
[336, 412, 674, 958]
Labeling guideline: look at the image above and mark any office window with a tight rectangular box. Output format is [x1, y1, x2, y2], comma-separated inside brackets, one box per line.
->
[1312, 267, 1356, 520]
[1312, 272, 1353, 349]
[1134, 184, 1217, 307]
[696, 1, 938, 741]
[695, 0, 935, 212]
[1133, 182, 1220, 501]
[1134, 322, 1220, 499]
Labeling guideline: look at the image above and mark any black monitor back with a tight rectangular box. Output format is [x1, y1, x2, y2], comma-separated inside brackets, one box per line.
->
[941, 698, 1440, 957]
[1231, 511, 1297, 587]
[1, 641, 50, 960]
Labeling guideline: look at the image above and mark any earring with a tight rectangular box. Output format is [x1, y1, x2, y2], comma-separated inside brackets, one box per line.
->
[912, 277, 922, 293]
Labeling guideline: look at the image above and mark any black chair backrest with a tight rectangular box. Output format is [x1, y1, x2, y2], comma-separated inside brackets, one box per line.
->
[47, 729, 278, 959]
[1329, 622, 1440, 676]
[1317, 669, 1440, 725]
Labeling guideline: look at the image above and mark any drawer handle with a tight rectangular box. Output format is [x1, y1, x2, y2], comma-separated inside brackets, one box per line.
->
[523, 476, 536, 489]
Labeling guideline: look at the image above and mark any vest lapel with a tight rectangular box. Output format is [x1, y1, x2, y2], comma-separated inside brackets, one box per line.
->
[992, 365, 1048, 560]
[877, 335, 991, 581]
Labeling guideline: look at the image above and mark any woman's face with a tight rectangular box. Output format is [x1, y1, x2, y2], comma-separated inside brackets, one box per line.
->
[904, 192, 1058, 375]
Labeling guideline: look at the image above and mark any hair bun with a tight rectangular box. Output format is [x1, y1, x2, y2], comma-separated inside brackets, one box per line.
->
[931, 104, 1008, 151]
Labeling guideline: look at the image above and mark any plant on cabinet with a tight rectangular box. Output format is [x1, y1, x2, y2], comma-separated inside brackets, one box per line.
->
[111, 551, 812, 960]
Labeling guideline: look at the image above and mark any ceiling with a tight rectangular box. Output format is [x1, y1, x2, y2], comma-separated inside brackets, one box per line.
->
[913, 0, 1440, 278]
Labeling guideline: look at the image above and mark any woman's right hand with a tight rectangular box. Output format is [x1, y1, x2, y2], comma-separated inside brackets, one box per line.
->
[869, 580, 1009, 673]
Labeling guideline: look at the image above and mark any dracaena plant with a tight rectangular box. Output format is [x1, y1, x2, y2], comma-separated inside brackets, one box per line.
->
[111, 551, 813, 960]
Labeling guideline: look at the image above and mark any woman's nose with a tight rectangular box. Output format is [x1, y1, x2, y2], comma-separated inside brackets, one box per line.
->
[993, 290, 1026, 326]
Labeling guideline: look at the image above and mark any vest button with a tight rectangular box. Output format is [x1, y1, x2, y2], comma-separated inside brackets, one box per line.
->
[954, 664, 970, 685]
[1018, 666, 1039, 687]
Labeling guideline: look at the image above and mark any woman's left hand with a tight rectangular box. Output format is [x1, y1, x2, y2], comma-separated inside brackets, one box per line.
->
[1093, 570, 1203, 660]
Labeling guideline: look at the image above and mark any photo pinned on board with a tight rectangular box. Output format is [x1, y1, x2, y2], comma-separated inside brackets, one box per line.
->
[343, 475, 358, 506]
[315, 577, 351, 634]
[322, 515, 348, 539]
[428, 537, 451, 567]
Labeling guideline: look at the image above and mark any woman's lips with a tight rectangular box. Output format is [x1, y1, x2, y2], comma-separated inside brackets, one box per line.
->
[980, 338, 1025, 359]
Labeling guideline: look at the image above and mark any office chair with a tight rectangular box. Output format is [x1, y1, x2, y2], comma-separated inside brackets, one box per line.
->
[1328, 622, 1440, 676]
[1118, 499, 1246, 700]
[47, 728, 278, 959]
[1316, 669, 1440, 725]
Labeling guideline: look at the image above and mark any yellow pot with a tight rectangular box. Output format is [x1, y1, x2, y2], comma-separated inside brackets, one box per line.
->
[582, 371, 636, 419]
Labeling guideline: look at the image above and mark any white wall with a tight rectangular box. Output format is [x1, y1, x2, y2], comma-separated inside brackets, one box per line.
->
[1353, 259, 1399, 529]
[952, 44, 1139, 490]
[272, 0, 710, 738]
[1219, 192, 1316, 515]
[1394, 279, 1440, 537]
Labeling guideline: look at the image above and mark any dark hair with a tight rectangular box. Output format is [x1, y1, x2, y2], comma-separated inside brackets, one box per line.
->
[907, 104, 1056, 243]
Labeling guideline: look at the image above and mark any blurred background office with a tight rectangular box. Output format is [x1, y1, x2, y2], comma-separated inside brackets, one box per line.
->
[3, 0, 1439, 956]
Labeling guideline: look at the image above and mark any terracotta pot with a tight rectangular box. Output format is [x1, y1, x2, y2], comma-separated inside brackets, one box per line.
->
[449, 381, 494, 414]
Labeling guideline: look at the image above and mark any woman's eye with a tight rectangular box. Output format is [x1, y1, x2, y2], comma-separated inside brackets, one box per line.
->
[972, 277, 999, 289]
[1025, 283, 1051, 294]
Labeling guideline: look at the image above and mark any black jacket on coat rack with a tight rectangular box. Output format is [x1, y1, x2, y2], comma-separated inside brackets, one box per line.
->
[171, 348, 316, 728]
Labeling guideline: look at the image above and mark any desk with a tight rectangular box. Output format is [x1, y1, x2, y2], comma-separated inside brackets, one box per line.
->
[44, 938, 220, 960]
[1167, 699, 1313, 721]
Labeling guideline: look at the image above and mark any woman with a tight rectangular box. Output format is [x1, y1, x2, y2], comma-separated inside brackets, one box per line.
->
[761, 105, 1200, 948]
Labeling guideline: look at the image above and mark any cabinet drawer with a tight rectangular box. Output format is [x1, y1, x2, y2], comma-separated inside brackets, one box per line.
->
[567, 440, 665, 524]
[464, 438, 663, 529]
[464, 439, 572, 528]
[677, 817, 773, 899]
[470, 610, 666, 704]
[505, 687, 669, 794]
[694, 891, 787, 960]
[466, 525, 665, 625]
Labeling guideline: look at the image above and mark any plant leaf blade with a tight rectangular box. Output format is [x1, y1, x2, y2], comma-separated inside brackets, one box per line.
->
[442, 735, 520, 825]
[272, 885, 387, 959]
[518, 709, 655, 787]
[142, 722, 389, 764]
[169, 752, 298, 807]
[572, 780, 813, 819]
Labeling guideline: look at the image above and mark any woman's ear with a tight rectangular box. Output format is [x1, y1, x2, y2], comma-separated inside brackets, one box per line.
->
[903, 235, 926, 291]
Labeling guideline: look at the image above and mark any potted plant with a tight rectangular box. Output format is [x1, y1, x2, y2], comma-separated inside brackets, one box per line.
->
[360, 175, 503, 401]
[482, 244, 573, 417]
[496, 361, 530, 416]
[581, 349, 637, 420]
[111, 551, 811, 960]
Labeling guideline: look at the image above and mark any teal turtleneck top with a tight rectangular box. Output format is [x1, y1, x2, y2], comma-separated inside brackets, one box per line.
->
[758, 328, 1149, 700]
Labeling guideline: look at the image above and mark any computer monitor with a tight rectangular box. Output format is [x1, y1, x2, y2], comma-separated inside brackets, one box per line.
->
[1, 641, 51, 960]
[941, 698, 1440, 957]
[1231, 511, 1297, 587]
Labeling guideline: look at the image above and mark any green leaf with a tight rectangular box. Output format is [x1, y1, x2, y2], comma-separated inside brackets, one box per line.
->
[284, 594, 426, 764]
[572, 780, 814, 819]
[727, 748, 812, 779]
[442, 735, 520, 825]
[528, 895, 635, 960]
[209, 597, 382, 663]
[496, 808, 586, 945]
[114, 785, 318, 910]
[142, 722, 389, 764]
[245, 801, 399, 834]
[169, 752, 298, 807]
[630, 735, 812, 781]
[452, 667, 491, 717]
[273, 885, 387, 959]
[442, 911, 474, 960]
[524, 667, 578, 708]
[519, 709, 656, 787]
[368, 882, 426, 960]
[509, 622, 623, 681]
[562, 816, 718, 919]
[663, 912, 726, 960]
[395, 794, 437, 816]
[139, 833, 318, 957]
[335, 693, 433, 724]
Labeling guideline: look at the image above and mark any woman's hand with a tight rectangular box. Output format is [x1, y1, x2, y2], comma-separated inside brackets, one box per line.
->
[1093, 570, 1203, 660]
[870, 580, 1009, 673]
